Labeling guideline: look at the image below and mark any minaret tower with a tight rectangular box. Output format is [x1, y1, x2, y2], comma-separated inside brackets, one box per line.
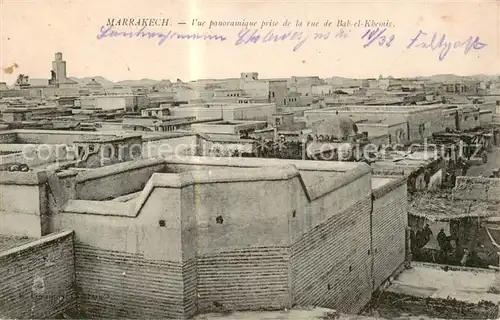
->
[52, 52, 67, 85]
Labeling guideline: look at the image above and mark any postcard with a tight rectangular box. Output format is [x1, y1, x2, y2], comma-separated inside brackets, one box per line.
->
[1, 0, 499, 319]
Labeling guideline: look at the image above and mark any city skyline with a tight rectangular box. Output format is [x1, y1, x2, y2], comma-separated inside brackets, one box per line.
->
[2, 58, 500, 86]
[1, 1, 499, 84]
[1, 1, 500, 319]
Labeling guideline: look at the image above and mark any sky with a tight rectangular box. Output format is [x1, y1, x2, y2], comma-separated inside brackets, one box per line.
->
[1, 0, 499, 84]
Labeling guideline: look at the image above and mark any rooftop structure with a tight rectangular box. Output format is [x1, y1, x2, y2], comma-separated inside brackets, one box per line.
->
[305, 103, 495, 143]
[408, 177, 500, 268]
[239, 72, 287, 108]
[191, 120, 268, 135]
[0, 129, 143, 170]
[48, 52, 78, 88]
[0, 155, 408, 318]
[169, 101, 277, 121]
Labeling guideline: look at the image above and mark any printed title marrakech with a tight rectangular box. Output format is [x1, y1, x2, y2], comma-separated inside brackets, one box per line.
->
[106, 18, 171, 27]
[104, 18, 394, 28]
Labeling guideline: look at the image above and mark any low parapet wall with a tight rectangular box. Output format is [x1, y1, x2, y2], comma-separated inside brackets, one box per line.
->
[0, 144, 74, 169]
[47, 158, 377, 318]
[0, 171, 50, 237]
[0, 129, 136, 145]
[73, 157, 167, 200]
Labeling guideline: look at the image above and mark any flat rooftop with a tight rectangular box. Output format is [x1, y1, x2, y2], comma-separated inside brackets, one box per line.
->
[171, 102, 274, 109]
[0, 234, 35, 252]
[386, 262, 500, 304]
[306, 104, 445, 113]
[371, 177, 396, 190]
[409, 192, 500, 220]
[0, 129, 140, 145]
[355, 118, 407, 126]
[40, 156, 371, 217]
[195, 120, 267, 126]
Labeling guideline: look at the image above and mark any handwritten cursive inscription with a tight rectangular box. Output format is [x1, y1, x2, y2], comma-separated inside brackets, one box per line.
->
[94, 25, 487, 60]
[407, 30, 487, 61]
[235, 29, 310, 51]
[96, 26, 227, 45]
[361, 28, 395, 48]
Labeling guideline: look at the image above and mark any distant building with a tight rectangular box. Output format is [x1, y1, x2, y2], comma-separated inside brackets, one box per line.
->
[191, 119, 268, 136]
[85, 78, 105, 95]
[108, 85, 133, 95]
[48, 52, 78, 88]
[239, 72, 287, 108]
[442, 81, 481, 95]
[378, 78, 402, 90]
[288, 76, 323, 86]
[80, 94, 142, 112]
[121, 116, 199, 132]
[173, 85, 198, 102]
[147, 92, 175, 107]
[152, 80, 173, 92]
[2, 105, 63, 122]
[141, 106, 171, 118]
[169, 99, 277, 121]
[212, 88, 245, 102]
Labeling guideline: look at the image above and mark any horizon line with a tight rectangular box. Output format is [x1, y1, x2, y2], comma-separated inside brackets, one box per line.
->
[3, 72, 500, 86]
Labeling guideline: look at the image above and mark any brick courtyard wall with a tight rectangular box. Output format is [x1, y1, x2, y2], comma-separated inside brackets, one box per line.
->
[0, 230, 76, 319]
[43, 158, 409, 318]
[196, 247, 290, 312]
[290, 167, 374, 315]
[73, 243, 186, 319]
[372, 178, 408, 289]
[291, 196, 373, 313]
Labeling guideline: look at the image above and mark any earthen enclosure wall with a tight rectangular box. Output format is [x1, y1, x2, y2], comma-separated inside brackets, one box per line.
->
[0, 231, 76, 319]
[0, 157, 408, 319]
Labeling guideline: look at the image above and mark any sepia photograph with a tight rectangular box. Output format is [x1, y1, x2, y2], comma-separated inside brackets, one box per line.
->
[0, 0, 499, 319]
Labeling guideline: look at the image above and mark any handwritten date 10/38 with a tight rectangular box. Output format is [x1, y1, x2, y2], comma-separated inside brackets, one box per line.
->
[361, 28, 395, 48]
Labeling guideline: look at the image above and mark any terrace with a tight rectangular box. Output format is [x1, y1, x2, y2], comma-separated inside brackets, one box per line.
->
[0, 129, 143, 170]
[365, 263, 500, 319]
[0, 234, 35, 252]
[51, 156, 367, 209]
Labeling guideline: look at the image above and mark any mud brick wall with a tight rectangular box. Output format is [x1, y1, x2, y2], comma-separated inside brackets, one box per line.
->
[0, 231, 76, 319]
[74, 243, 187, 319]
[291, 196, 372, 314]
[196, 247, 290, 312]
[372, 182, 408, 289]
[182, 259, 198, 318]
[406, 108, 448, 142]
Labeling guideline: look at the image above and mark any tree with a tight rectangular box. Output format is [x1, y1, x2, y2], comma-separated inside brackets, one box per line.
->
[16, 74, 26, 85]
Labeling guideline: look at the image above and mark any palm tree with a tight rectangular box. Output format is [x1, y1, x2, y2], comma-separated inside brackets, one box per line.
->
[16, 74, 25, 85]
